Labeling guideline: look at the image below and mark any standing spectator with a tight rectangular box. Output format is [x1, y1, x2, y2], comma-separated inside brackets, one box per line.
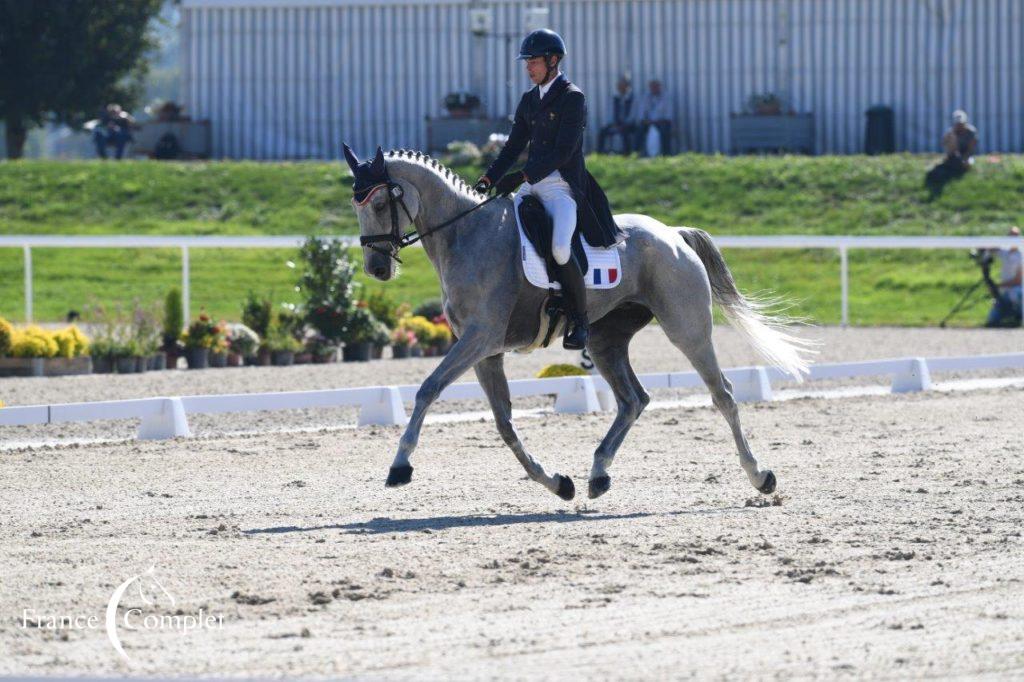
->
[985, 226, 1023, 328]
[597, 74, 635, 154]
[91, 104, 135, 159]
[634, 79, 672, 156]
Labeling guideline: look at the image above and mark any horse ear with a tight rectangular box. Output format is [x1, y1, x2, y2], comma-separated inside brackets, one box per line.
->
[342, 143, 359, 172]
[370, 145, 386, 176]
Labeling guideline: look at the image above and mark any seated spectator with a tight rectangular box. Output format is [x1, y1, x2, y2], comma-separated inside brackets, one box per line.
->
[91, 104, 135, 159]
[942, 109, 978, 169]
[597, 75, 635, 154]
[634, 79, 672, 156]
[925, 109, 978, 197]
[985, 226, 1023, 328]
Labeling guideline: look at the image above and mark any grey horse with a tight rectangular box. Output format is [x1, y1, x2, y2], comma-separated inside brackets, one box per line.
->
[345, 145, 812, 501]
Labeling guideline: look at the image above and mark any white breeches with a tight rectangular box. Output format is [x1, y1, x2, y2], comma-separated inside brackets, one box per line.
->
[513, 172, 578, 265]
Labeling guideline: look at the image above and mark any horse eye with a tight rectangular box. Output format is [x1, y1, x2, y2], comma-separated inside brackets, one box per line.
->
[373, 201, 386, 213]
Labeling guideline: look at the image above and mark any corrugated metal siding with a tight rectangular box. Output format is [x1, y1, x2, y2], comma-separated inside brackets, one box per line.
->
[181, 0, 1024, 158]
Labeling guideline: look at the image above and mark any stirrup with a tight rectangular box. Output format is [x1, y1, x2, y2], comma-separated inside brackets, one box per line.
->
[563, 318, 589, 350]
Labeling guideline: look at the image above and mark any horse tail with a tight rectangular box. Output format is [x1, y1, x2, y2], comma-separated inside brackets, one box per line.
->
[678, 227, 814, 381]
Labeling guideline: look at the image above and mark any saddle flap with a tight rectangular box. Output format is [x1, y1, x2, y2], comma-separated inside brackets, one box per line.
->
[516, 195, 589, 278]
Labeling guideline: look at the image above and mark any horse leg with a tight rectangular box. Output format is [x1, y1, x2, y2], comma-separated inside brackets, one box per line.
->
[474, 354, 574, 500]
[385, 328, 496, 487]
[657, 307, 776, 494]
[586, 304, 653, 499]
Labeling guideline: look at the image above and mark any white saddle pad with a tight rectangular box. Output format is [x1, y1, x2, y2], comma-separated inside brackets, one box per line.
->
[516, 213, 623, 291]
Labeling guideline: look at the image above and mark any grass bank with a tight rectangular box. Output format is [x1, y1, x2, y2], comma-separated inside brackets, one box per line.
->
[0, 154, 1020, 325]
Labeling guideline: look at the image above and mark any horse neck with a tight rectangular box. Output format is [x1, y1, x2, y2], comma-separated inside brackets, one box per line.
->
[390, 159, 483, 270]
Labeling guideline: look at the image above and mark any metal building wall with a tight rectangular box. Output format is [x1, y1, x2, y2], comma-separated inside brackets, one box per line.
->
[181, 0, 1023, 159]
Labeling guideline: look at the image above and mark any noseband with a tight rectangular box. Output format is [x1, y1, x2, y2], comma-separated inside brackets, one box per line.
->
[355, 179, 499, 265]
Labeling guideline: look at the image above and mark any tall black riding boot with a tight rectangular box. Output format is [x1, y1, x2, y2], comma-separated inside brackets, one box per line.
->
[555, 257, 589, 350]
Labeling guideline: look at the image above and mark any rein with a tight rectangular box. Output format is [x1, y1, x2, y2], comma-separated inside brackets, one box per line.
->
[357, 182, 499, 264]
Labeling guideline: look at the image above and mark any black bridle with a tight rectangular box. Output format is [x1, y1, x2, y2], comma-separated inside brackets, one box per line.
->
[355, 179, 499, 264]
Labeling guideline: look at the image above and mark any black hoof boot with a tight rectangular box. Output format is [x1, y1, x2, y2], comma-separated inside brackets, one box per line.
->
[588, 475, 611, 499]
[385, 464, 414, 488]
[555, 474, 576, 501]
[757, 470, 777, 495]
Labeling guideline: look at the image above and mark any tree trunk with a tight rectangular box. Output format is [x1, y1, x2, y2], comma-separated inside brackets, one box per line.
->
[4, 119, 27, 159]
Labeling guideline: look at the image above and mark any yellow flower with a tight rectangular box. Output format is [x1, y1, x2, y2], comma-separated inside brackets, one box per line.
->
[11, 326, 59, 358]
[536, 363, 589, 379]
[0, 317, 13, 356]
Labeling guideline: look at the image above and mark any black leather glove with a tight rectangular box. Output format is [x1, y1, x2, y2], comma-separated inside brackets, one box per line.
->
[472, 176, 491, 194]
[494, 171, 526, 197]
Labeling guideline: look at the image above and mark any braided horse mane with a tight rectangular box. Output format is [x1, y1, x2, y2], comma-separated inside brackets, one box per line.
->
[384, 148, 486, 202]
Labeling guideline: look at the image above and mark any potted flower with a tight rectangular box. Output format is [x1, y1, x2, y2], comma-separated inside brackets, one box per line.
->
[226, 323, 259, 367]
[267, 322, 302, 366]
[390, 326, 417, 359]
[181, 312, 219, 369]
[444, 91, 481, 118]
[397, 315, 434, 358]
[209, 331, 229, 368]
[114, 340, 138, 374]
[341, 306, 380, 362]
[89, 337, 116, 374]
[748, 92, 783, 116]
[430, 313, 454, 355]
[306, 334, 337, 364]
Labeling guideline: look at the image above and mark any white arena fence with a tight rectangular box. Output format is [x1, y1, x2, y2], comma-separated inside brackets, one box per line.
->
[1, 353, 1022, 441]
[1, 235, 1022, 327]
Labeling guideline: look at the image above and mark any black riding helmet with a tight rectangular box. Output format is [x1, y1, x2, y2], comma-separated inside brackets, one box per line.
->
[518, 29, 566, 86]
[517, 29, 567, 60]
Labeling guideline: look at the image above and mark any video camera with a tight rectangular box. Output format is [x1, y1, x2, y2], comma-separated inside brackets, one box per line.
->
[968, 248, 994, 268]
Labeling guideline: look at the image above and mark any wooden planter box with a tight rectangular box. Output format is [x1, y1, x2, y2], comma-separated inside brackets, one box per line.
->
[730, 113, 814, 155]
[0, 356, 93, 377]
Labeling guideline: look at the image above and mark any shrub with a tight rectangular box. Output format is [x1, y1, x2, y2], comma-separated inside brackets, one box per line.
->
[163, 288, 184, 350]
[0, 317, 13, 356]
[10, 326, 59, 358]
[226, 323, 260, 356]
[266, 317, 302, 352]
[53, 325, 90, 358]
[536, 363, 589, 379]
[242, 291, 273, 338]
[412, 298, 444, 320]
[299, 236, 357, 344]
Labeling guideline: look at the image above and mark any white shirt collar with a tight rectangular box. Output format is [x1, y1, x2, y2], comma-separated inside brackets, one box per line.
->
[538, 73, 562, 99]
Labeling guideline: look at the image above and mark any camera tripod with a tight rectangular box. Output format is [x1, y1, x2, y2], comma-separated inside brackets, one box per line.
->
[939, 278, 987, 328]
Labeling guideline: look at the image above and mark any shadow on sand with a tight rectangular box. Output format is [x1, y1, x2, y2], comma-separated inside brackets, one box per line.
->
[243, 507, 751, 536]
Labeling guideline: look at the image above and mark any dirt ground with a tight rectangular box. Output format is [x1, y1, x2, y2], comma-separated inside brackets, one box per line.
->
[1, 327, 1023, 678]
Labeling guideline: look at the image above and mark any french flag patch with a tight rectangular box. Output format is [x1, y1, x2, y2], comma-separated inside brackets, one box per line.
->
[593, 267, 618, 285]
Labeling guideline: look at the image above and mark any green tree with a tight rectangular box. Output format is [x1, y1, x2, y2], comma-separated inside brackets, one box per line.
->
[0, 0, 163, 158]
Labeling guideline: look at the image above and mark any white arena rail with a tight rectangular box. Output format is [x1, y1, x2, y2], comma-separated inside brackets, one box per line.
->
[1, 234, 1020, 326]
[1, 353, 1021, 441]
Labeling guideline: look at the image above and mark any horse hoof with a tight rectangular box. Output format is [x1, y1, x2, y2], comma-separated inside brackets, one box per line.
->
[757, 470, 777, 495]
[385, 465, 414, 488]
[588, 475, 611, 499]
[555, 474, 576, 501]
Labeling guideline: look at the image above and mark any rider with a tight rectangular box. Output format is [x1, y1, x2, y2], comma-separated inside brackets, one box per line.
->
[475, 29, 623, 350]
